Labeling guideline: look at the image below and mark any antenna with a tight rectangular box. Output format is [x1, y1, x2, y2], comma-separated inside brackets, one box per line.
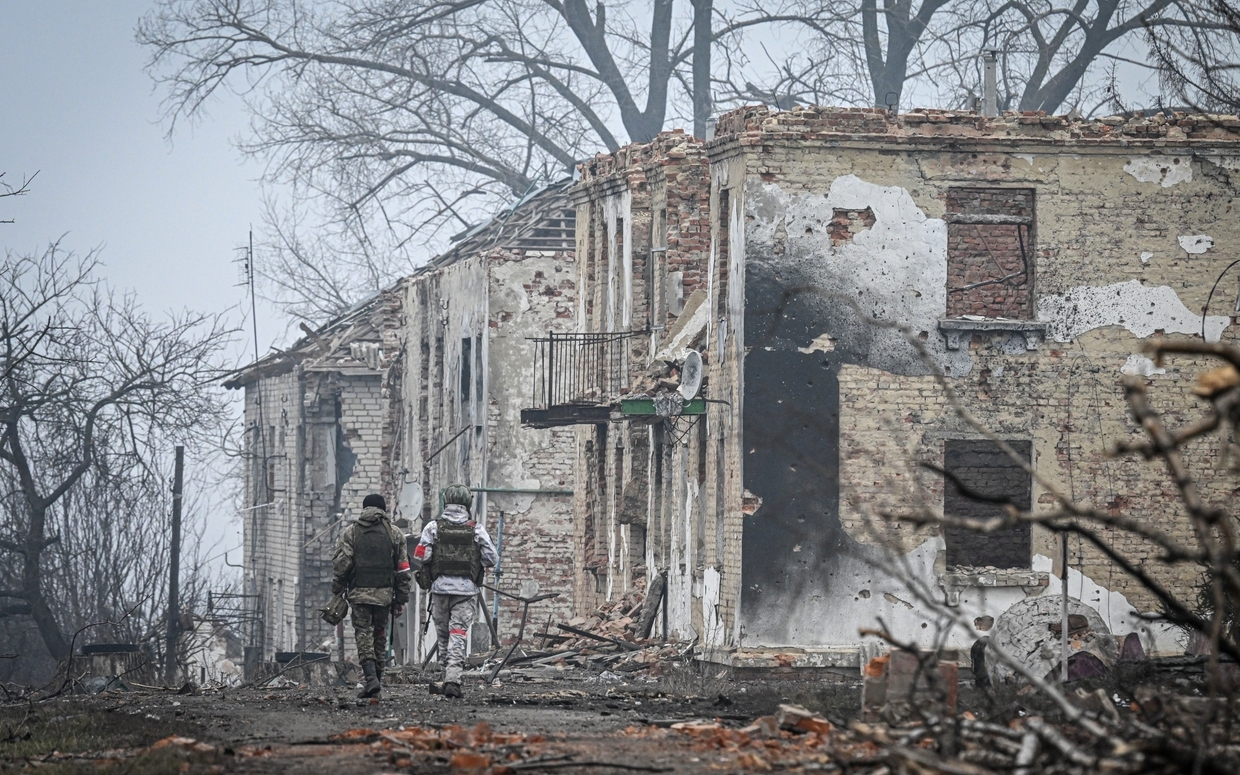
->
[248, 228, 259, 362]
[679, 350, 703, 400]
[233, 227, 260, 362]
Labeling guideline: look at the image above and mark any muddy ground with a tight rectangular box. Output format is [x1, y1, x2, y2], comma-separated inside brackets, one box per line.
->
[0, 662, 1190, 774]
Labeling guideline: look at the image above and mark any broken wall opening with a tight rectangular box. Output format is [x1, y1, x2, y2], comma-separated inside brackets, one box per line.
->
[943, 439, 1032, 569]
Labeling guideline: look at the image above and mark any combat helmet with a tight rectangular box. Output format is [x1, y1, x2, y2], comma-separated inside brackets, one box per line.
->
[441, 484, 474, 510]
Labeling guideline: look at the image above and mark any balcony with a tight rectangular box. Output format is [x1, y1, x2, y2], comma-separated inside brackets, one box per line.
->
[520, 330, 646, 428]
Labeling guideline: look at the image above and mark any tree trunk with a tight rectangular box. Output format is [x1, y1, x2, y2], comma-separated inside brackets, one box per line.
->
[692, 0, 713, 138]
[23, 506, 70, 661]
[28, 595, 70, 660]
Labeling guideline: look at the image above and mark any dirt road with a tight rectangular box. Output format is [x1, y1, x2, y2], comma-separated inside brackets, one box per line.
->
[0, 668, 861, 773]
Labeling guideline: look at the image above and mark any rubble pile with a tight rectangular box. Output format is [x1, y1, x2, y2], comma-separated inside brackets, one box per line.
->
[333, 723, 558, 773]
[481, 587, 694, 676]
[651, 694, 1240, 774]
[556, 590, 646, 647]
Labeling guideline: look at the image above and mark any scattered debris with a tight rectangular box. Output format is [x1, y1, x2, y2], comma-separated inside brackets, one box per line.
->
[475, 589, 695, 678]
[862, 650, 958, 723]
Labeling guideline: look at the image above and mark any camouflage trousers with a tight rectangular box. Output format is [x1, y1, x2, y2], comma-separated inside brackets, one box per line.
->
[432, 593, 476, 684]
[351, 603, 389, 665]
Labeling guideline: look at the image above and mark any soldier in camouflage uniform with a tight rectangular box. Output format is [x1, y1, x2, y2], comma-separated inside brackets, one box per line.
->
[413, 484, 497, 698]
[332, 493, 412, 698]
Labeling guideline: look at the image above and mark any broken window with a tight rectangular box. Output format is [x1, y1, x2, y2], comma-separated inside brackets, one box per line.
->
[945, 188, 1035, 318]
[943, 439, 1032, 569]
[460, 336, 472, 425]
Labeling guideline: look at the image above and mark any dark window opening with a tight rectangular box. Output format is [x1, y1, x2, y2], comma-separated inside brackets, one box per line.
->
[652, 424, 665, 563]
[717, 189, 730, 319]
[944, 439, 1032, 569]
[945, 188, 1035, 318]
[715, 437, 726, 565]
[460, 336, 472, 424]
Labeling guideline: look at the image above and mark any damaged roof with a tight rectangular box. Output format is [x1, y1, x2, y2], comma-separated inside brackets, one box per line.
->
[223, 179, 575, 390]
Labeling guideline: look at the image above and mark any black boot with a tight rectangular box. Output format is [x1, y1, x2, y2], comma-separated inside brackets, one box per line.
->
[443, 681, 462, 698]
[359, 660, 382, 698]
[375, 660, 384, 683]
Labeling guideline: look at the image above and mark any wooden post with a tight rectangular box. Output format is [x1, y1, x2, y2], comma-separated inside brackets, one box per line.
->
[166, 445, 184, 686]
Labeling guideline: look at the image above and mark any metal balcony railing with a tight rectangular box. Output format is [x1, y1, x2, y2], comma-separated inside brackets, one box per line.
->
[528, 330, 646, 410]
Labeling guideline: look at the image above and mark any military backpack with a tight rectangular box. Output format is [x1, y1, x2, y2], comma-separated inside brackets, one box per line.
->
[430, 520, 483, 585]
[351, 520, 395, 588]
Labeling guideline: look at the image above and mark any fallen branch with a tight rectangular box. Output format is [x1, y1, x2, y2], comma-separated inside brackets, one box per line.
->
[1025, 717, 1096, 768]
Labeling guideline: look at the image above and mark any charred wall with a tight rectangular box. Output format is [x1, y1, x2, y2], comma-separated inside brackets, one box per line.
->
[715, 105, 1240, 653]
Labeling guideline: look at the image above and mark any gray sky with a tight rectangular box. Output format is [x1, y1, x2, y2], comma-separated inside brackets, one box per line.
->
[1, 0, 281, 565]
[1, 2, 279, 336]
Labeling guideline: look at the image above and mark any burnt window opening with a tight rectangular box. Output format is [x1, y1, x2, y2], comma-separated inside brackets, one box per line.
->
[433, 335, 445, 432]
[717, 189, 730, 319]
[715, 436, 726, 566]
[652, 424, 665, 562]
[474, 334, 484, 411]
[419, 336, 430, 452]
[943, 439, 1032, 570]
[612, 217, 625, 330]
[584, 423, 608, 570]
[613, 442, 625, 530]
[460, 336, 472, 424]
[945, 188, 1035, 319]
[829, 207, 876, 246]
[648, 207, 667, 329]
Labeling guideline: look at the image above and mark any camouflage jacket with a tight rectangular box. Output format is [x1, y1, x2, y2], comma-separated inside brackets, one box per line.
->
[331, 507, 412, 606]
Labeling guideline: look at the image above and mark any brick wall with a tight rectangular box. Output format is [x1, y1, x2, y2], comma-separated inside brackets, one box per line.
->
[573, 132, 716, 631]
[945, 188, 1035, 318]
[713, 103, 1240, 644]
[485, 249, 579, 639]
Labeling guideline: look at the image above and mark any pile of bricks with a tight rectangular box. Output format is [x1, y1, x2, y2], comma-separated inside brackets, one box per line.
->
[554, 590, 646, 649]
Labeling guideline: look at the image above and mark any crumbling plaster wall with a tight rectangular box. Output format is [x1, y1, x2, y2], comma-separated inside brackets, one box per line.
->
[572, 172, 650, 616]
[643, 141, 717, 644]
[403, 257, 490, 501]
[242, 369, 304, 657]
[399, 257, 490, 658]
[485, 249, 578, 637]
[725, 115, 1240, 653]
[572, 136, 733, 646]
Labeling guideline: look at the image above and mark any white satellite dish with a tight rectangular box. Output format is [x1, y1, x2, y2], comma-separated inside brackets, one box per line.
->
[396, 481, 423, 526]
[679, 350, 703, 400]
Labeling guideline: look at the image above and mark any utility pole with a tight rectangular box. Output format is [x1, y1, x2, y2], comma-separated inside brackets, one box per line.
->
[166, 445, 184, 686]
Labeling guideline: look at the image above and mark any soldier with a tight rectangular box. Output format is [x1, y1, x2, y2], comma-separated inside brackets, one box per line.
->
[413, 484, 497, 698]
[332, 493, 412, 698]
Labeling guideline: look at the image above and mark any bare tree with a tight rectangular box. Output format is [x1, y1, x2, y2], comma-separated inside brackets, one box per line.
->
[1148, 0, 1240, 113]
[137, 0, 804, 319]
[744, 0, 1234, 114]
[0, 172, 38, 226]
[0, 243, 234, 663]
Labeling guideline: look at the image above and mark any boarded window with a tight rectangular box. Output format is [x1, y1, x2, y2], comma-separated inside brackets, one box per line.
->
[945, 188, 1035, 318]
[944, 440, 1032, 569]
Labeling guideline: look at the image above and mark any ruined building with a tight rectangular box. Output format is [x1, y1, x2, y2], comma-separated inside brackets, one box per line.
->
[228, 182, 577, 664]
[234, 107, 1240, 674]
[554, 108, 1240, 671]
